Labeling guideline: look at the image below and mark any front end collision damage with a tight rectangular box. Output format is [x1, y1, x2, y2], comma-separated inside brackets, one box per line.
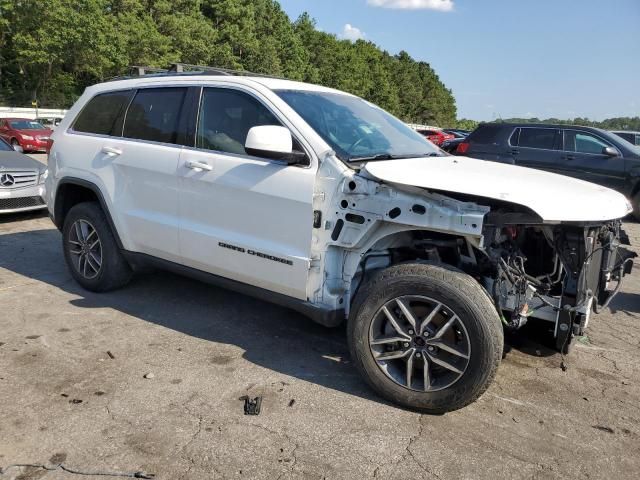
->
[309, 154, 635, 352]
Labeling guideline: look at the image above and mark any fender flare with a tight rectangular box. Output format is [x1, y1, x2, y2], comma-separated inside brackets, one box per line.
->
[54, 177, 124, 249]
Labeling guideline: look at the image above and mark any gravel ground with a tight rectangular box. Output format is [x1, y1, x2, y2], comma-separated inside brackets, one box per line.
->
[0, 196, 639, 479]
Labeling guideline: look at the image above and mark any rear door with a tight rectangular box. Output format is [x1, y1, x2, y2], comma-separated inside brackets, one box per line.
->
[556, 129, 626, 190]
[177, 86, 316, 300]
[510, 127, 564, 172]
[70, 87, 189, 262]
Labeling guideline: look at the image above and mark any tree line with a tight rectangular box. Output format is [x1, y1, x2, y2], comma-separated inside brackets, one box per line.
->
[0, 0, 458, 126]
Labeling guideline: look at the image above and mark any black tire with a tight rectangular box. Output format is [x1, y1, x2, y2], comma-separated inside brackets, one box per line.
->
[348, 263, 503, 413]
[632, 193, 640, 222]
[62, 201, 132, 292]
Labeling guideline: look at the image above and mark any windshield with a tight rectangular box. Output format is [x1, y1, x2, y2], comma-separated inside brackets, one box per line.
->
[9, 120, 46, 130]
[276, 90, 441, 161]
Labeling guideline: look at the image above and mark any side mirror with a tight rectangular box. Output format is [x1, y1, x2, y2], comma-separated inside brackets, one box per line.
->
[245, 125, 306, 164]
[603, 146, 619, 157]
[13, 144, 23, 153]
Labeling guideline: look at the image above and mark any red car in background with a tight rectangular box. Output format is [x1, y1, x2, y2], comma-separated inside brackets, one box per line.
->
[415, 128, 454, 146]
[0, 118, 53, 153]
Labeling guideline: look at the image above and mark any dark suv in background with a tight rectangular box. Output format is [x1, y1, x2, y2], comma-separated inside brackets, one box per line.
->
[457, 123, 640, 217]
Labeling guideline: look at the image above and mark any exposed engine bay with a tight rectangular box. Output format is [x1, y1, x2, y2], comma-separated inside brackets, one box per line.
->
[353, 220, 636, 353]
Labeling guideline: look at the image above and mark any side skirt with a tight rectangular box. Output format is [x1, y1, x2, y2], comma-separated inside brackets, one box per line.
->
[122, 251, 344, 328]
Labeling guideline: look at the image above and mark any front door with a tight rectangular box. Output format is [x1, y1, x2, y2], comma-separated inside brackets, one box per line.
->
[556, 129, 627, 191]
[177, 86, 316, 300]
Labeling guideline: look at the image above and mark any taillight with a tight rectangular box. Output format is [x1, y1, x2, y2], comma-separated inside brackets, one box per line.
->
[456, 142, 469, 154]
[46, 138, 54, 156]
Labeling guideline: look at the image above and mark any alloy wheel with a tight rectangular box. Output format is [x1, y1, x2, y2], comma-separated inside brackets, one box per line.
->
[369, 295, 471, 392]
[68, 219, 103, 279]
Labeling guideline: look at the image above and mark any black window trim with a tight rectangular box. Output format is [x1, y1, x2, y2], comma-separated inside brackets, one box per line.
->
[189, 84, 312, 167]
[121, 86, 190, 147]
[69, 88, 135, 139]
[561, 128, 621, 157]
[511, 126, 562, 152]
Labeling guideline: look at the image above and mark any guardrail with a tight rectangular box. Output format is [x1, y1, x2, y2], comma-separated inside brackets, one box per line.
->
[0, 106, 67, 120]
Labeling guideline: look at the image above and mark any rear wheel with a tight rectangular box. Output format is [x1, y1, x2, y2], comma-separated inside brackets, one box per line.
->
[632, 193, 640, 222]
[348, 263, 503, 413]
[62, 202, 132, 292]
[11, 139, 21, 151]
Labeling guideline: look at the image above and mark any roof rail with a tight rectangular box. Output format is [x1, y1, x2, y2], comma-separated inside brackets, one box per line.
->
[105, 63, 289, 82]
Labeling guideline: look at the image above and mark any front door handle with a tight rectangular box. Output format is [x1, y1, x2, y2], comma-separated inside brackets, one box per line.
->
[186, 160, 213, 172]
[101, 146, 122, 156]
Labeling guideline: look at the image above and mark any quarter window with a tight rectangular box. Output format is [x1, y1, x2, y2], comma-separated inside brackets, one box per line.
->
[564, 131, 611, 154]
[73, 90, 133, 136]
[196, 88, 282, 156]
[123, 88, 187, 144]
[518, 128, 559, 150]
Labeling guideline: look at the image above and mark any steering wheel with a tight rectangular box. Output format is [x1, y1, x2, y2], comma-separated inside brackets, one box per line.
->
[347, 136, 373, 154]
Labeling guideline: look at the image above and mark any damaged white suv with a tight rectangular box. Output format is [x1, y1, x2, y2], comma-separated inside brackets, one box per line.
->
[46, 67, 636, 413]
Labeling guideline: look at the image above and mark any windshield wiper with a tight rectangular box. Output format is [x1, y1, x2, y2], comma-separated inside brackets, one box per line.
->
[349, 152, 442, 162]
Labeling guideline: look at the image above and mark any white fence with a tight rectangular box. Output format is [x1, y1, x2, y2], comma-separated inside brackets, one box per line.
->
[0, 106, 67, 120]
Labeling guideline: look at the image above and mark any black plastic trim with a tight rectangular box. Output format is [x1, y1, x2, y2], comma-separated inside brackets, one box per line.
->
[122, 251, 344, 327]
[54, 177, 124, 249]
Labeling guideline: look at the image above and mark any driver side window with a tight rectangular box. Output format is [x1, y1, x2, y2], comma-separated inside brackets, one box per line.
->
[196, 88, 282, 157]
[564, 130, 612, 155]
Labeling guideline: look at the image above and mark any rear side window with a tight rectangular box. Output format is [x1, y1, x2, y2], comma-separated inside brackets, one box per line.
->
[73, 90, 133, 135]
[518, 128, 559, 150]
[466, 124, 501, 144]
[123, 88, 187, 144]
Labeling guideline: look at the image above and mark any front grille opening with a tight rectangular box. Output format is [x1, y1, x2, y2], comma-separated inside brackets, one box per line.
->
[0, 196, 46, 211]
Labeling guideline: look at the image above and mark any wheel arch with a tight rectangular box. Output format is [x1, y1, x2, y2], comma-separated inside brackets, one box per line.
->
[343, 227, 484, 308]
[54, 177, 124, 249]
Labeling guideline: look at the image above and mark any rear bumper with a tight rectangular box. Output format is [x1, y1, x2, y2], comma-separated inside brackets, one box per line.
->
[0, 184, 46, 214]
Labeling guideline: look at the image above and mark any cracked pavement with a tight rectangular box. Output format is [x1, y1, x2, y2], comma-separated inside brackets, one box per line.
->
[1, 197, 639, 478]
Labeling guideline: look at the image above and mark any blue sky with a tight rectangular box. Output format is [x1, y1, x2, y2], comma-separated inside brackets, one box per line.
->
[277, 0, 640, 121]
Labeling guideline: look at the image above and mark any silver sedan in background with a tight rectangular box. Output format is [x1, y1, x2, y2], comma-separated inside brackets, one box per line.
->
[0, 137, 47, 214]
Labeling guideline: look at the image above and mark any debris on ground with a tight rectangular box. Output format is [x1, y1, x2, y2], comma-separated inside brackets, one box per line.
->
[592, 425, 615, 434]
[239, 395, 262, 415]
[288, 399, 296, 407]
[143, 373, 155, 379]
[0, 462, 154, 478]
[107, 351, 115, 359]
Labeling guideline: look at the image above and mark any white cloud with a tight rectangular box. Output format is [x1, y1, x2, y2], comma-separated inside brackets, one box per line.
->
[340, 23, 365, 41]
[367, 0, 454, 11]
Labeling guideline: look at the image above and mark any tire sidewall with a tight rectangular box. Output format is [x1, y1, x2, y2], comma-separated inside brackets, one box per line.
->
[349, 265, 501, 412]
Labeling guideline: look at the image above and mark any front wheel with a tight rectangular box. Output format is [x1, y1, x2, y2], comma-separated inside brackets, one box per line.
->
[348, 263, 503, 413]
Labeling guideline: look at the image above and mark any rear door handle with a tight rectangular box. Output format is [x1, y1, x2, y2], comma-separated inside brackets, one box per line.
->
[511, 149, 519, 155]
[186, 160, 213, 172]
[101, 146, 122, 156]
[563, 154, 575, 160]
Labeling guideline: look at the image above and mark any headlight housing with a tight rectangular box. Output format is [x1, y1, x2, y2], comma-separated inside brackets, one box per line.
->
[22, 135, 34, 140]
[39, 169, 48, 184]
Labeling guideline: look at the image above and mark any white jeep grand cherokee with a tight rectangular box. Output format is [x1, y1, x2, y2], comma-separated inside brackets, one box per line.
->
[46, 70, 635, 412]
